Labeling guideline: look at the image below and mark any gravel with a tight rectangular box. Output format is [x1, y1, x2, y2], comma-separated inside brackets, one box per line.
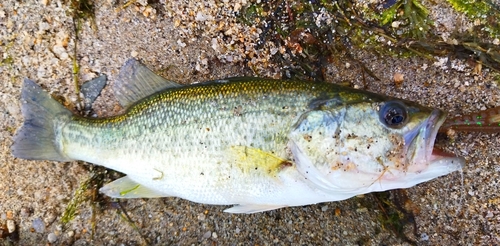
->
[0, 0, 499, 245]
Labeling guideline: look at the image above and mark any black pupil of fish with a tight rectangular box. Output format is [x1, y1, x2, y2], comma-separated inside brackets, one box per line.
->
[385, 107, 405, 126]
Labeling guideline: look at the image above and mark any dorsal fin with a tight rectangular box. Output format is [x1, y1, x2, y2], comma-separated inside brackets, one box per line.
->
[114, 58, 183, 108]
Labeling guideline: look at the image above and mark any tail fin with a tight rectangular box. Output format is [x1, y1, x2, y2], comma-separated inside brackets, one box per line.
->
[11, 79, 74, 161]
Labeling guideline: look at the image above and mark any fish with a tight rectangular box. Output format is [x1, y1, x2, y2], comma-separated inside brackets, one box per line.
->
[11, 58, 465, 214]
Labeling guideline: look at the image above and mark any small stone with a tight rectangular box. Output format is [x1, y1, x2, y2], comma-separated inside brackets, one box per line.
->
[44, 212, 57, 224]
[321, 205, 328, 212]
[212, 232, 218, 238]
[393, 73, 404, 86]
[16, 188, 24, 196]
[6, 220, 15, 234]
[48, 232, 58, 243]
[32, 218, 46, 233]
[211, 38, 219, 52]
[391, 21, 401, 28]
[177, 39, 186, 48]
[20, 207, 31, 217]
[60, 52, 69, 60]
[234, 3, 242, 12]
[202, 231, 211, 239]
[195, 12, 209, 21]
[131, 50, 138, 57]
[485, 211, 494, 218]
[6, 211, 13, 220]
[197, 213, 206, 221]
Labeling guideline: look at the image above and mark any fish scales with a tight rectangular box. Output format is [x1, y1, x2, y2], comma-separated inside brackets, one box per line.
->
[63, 80, 362, 204]
[12, 59, 464, 213]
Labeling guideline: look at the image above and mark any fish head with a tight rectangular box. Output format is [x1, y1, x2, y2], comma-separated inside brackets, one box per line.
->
[290, 96, 465, 196]
[377, 100, 465, 178]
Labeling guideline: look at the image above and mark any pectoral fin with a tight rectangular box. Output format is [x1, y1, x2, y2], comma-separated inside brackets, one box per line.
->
[100, 176, 168, 198]
[224, 204, 286, 214]
[228, 146, 292, 175]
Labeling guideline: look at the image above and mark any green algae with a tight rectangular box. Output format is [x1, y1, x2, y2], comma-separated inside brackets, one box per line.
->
[447, 0, 499, 37]
[238, 0, 500, 80]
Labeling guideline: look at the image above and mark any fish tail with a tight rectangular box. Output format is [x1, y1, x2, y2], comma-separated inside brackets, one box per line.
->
[11, 79, 74, 161]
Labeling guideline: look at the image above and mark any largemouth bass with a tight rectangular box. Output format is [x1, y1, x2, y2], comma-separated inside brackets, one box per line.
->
[12, 59, 464, 213]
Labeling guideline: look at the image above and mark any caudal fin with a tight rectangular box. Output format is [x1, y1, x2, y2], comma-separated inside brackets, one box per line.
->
[11, 79, 74, 161]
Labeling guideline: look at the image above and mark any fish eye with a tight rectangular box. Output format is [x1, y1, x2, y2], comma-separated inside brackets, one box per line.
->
[379, 101, 408, 129]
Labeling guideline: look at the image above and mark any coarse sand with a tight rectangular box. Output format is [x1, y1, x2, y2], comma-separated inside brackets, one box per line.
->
[0, 1, 499, 245]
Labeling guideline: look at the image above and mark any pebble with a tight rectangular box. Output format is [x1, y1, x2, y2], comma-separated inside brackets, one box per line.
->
[393, 72, 404, 85]
[20, 207, 31, 217]
[197, 213, 206, 221]
[6, 211, 13, 220]
[32, 218, 46, 233]
[485, 211, 494, 218]
[44, 211, 57, 224]
[212, 232, 218, 239]
[2, 0, 500, 244]
[6, 220, 15, 233]
[202, 231, 211, 239]
[48, 232, 58, 243]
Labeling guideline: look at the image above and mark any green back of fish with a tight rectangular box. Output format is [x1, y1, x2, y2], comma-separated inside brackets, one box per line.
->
[61, 78, 384, 174]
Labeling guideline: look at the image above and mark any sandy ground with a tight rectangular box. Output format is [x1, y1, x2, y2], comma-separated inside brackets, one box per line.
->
[1, 0, 499, 245]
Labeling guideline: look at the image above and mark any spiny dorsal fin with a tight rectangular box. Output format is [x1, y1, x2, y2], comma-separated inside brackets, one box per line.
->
[114, 58, 183, 108]
[99, 176, 169, 198]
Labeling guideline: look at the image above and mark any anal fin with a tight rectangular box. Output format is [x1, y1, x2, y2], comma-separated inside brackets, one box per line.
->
[99, 176, 168, 198]
[224, 204, 286, 214]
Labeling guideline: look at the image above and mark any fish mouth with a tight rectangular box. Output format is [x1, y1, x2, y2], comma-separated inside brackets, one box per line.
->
[404, 109, 465, 174]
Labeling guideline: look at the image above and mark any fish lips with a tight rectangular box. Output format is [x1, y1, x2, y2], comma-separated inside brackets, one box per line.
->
[404, 109, 465, 174]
